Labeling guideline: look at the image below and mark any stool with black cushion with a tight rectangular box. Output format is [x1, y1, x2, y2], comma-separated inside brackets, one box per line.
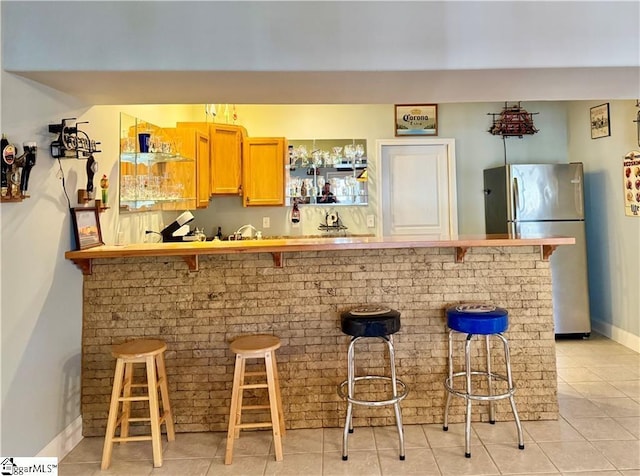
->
[338, 306, 408, 461]
[443, 304, 524, 458]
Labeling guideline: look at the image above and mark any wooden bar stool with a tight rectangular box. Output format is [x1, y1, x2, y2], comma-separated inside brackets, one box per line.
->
[101, 339, 175, 469]
[225, 334, 285, 465]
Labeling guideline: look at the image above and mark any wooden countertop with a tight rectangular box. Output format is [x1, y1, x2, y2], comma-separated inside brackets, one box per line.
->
[65, 234, 574, 275]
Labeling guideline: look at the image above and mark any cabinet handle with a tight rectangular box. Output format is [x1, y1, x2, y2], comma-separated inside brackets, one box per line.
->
[246, 196, 250, 203]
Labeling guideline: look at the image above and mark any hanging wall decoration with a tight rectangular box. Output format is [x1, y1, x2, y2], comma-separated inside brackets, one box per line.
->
[633, 100, 640, 147]
[395, 104, 438, 136]
[623, 150, 640, 217]
[590, 103, 611, 139]
[487, 102, 539, 138]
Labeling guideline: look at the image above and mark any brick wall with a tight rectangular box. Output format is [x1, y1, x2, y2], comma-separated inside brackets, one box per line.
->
[81, 246, 558, 436]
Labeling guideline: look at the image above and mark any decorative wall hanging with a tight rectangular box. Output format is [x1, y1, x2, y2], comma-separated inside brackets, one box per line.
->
[49, 118, 101, 159]
[395, 104, 438, 136]
[1, 134, 37, 202]
[49, 118, 104, 207]
[590, 103, 610, 139]
[623, 150, 640, 217]
[487, 102, 539, 138]
[633, 100, 640, 147]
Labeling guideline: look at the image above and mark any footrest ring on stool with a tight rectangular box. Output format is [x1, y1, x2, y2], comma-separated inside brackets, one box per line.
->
[338, 376, 408, 407]
[445, 371, 515, 401]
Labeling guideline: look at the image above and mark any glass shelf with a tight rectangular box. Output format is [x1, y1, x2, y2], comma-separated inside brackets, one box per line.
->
[119, 113, 196, 213]
[120, 152, 194, 165]
[287, 139, 369, 207]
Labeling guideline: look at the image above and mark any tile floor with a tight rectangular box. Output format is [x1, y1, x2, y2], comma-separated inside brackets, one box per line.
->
[60, 333, 640, 475]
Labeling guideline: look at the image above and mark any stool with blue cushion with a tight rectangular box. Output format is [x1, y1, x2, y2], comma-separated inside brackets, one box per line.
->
[443, 304, 524, 458]
[338, 305, 408, 461]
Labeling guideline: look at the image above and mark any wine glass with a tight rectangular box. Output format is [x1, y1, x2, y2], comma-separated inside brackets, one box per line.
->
[355, 144, 365, 164]
[344, 145, 356, 165]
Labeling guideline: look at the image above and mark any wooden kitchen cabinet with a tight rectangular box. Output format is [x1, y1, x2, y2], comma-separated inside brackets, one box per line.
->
[175, 126, 210, 209]
[242, 137, 286, 206]
[210, 124, 246, 195]
[178, 122, 246, 196]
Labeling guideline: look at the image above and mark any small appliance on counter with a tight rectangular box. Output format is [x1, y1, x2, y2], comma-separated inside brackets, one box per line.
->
[160, 211, 195, 242]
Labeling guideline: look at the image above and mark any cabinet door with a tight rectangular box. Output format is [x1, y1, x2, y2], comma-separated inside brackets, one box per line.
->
[211, 124, 245, 195]
[174, 127, 210, 210]
[195, 131, 210, 208]
[242, 138, 286, 207]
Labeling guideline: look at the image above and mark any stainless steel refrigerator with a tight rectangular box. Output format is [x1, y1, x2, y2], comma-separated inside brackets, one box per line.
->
[483, 163, 591, 336]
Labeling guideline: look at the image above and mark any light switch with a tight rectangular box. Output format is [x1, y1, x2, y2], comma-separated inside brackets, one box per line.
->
[366, 215, 375, 228]
[263, 217, 271, 228]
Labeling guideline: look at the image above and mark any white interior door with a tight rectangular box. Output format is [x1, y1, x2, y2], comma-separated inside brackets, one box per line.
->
[378, 139, 457, 239]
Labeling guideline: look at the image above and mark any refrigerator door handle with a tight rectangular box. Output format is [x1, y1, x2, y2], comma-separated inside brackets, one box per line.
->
[512, 177, 519, 221]
[572, 170, 584, 216]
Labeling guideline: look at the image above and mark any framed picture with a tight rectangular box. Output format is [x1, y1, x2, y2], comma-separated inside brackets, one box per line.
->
[395, 104, 438, 136]
[71, 207, 104, 250]
[590, 103, 611, 139]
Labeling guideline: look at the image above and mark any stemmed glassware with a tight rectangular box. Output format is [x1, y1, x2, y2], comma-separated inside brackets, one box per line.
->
[344, 144, 357, 166]
[332, 147, 343, 166]
[355, 144, 365, 164]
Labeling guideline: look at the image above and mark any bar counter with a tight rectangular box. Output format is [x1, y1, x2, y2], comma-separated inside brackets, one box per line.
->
[72, 234, 573, 436]
[66, 233, 572, 274]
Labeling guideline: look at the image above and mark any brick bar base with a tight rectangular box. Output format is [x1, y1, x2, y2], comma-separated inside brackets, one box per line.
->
[80, 246, 558, 436]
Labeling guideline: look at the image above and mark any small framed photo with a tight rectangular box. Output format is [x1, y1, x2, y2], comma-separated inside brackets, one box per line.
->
[590, 103, 610, 139]
[395, 104, 438, 136]
[71, 207, 104, 250]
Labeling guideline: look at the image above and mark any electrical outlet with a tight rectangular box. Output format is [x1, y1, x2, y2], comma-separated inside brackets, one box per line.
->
[262, 217, 271, 228]
[366, 214, 375, 228]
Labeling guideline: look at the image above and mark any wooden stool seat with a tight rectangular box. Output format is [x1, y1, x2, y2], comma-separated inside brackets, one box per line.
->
[101, 338, 175, 469]
[112, 339, 167, 359]
[225, 334, 285, 465]
[230, 334, 281, 354]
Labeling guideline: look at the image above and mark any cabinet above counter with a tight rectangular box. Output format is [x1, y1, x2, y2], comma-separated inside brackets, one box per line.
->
[65, 234, 574, 275]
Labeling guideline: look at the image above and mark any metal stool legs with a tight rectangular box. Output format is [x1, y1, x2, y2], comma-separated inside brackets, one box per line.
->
[443, 330, 524, 458]
[340, 335, 407, 461]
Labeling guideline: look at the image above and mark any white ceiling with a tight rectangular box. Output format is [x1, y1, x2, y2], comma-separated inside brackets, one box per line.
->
[4, 1, 639, 105]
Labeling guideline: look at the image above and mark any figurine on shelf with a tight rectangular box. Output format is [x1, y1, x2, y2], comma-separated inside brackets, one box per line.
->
[100, 174, 109, 206]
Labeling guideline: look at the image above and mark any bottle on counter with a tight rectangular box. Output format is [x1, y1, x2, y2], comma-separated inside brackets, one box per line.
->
[216, 226, 223, 240]
[291, 200, 300, 223]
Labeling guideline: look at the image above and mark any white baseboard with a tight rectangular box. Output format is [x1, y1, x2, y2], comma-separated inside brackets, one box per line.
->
[591, 319, 640, 353]
[37, 415, 83, 460]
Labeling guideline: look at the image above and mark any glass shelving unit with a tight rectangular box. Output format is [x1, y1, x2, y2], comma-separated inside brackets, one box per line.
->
[119, 113, 196, 212]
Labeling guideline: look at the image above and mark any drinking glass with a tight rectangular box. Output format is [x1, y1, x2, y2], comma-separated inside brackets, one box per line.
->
[355, 144, 365, 164]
